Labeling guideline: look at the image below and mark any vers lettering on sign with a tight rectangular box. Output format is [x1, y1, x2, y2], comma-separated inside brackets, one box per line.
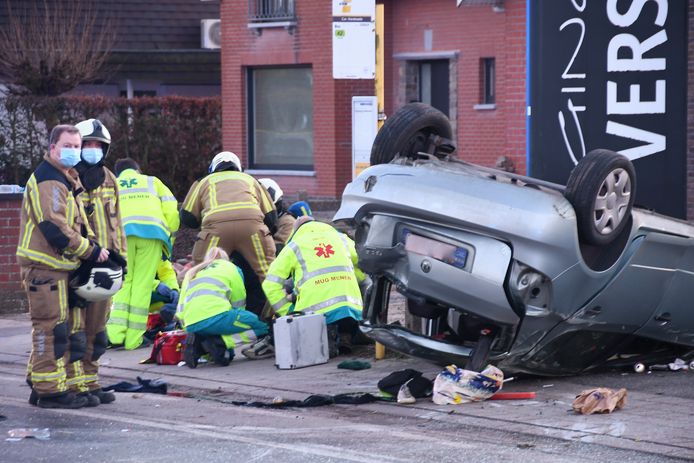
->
[559, 0, 668, 164]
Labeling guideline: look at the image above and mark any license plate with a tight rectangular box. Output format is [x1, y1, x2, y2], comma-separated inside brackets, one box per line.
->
[404, 231, 468, 269]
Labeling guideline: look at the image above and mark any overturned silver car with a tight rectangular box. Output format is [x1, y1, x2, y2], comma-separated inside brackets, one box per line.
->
[335, 103, 694, 376]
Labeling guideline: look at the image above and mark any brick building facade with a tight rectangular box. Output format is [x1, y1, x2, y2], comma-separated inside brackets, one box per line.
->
[220, 0, 526, 198]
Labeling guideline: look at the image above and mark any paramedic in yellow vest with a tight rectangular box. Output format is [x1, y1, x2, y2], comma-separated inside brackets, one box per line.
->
[180, 151, 276, 291]
[255, 216, 365, 359]
[109, 158, 179, 350]
[61, 119, 126, 406]
[17, 124, 109, 409]
[176, 247, 269, 368]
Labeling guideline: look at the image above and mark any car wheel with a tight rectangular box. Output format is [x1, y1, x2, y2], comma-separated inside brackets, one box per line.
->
[370, 103, 454, 165]
[565, 149, 636, 246]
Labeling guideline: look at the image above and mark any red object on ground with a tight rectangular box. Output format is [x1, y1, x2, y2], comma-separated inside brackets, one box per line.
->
[150, 330, 187, 365]
[489, 392, 537, 400]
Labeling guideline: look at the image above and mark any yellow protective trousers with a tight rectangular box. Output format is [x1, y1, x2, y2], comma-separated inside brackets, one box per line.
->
[22, 267, 79, 398]
[108, 236, 162, 350]
[65, 299, 110, 392]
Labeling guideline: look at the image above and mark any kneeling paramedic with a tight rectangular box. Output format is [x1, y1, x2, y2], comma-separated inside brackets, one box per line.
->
[16, 125, 111, 409]
[252, 216, 367, 359]
[176, 247, 269, 368]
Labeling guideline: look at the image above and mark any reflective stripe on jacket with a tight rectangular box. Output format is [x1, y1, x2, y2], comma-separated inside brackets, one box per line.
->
[177, 259, 247, 327]
[262, 221, 364, 318]
[181, 171, 275, 228]
[78, 167, 126, 254]
[16, 158, 96, 271]
[117, 169, 179, 255]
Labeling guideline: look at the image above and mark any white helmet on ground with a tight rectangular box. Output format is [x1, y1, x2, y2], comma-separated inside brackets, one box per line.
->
[70, 262, 124, 302]
[258, 178, 283, 204]
[75, 118, 111, 156]
[209, 151, 242, 173]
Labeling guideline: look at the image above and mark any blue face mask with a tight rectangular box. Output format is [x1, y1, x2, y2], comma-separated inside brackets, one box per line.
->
[81, 147, 104, 165]
[59, 147, 81, 168]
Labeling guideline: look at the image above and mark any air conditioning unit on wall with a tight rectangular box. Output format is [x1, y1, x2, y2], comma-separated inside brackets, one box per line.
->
[201, 19, 221, 49]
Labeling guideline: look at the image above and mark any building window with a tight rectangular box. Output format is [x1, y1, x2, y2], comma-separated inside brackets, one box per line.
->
[248, 0, 295, 23]
[248, 67, 313, 170]
[481, 57, 495, 105]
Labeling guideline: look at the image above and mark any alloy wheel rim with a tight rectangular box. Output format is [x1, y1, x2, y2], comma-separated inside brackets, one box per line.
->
[593, 167, 631, 235]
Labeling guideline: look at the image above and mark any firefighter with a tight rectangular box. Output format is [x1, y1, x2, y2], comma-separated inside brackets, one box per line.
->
[108, 158, 179, 350]
[258, 178, 295, 253]
[17, 124, 109, 409]
[179, 151, 277, 309]
[176, 247, 269, 368]
[246, 216, 365, 359]
[60, 119, 126, 406]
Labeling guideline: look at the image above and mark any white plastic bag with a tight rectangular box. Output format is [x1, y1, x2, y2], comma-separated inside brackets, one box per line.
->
[432, 364, 504, 405]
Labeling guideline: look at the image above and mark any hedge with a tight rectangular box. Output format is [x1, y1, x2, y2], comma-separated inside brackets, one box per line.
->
[0, 95, 221, 197]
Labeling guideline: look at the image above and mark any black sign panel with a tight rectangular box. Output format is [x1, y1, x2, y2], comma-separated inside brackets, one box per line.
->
[529, 0, 687, 218]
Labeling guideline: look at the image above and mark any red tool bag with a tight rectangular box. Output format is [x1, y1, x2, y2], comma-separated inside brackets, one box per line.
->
[149, 330, 187, 365]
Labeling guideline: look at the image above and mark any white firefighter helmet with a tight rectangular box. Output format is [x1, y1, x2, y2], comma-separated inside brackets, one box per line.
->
[75, 118, 111, 156]
[258, 178, 283, 204]
[209, 151, 242, 173]
[71, 262, 124, 302]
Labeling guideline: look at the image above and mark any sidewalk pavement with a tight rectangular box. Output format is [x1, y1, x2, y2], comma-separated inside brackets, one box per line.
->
[1, 313, 693, 460]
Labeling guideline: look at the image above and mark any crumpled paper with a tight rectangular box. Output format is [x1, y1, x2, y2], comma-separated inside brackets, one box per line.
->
[432, 364, 504, 405]
[572, 387, 627, 414]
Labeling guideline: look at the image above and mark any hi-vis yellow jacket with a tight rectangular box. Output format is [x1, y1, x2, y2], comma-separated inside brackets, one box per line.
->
[117, 169, 179, 255]
[16, 156, 99, 270]
[177, 259, 246, 327]
[180, 171, 275, 228]
[262, 221, 365, 324]
[78, 167, 126, 255]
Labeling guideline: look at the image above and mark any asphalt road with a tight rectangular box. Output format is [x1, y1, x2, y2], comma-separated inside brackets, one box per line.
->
[1, 366, 692, 463]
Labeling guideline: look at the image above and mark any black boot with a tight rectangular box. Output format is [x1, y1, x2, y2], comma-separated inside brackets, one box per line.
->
[183, 333, 204, 369]
[37, 392, 88, 409]
[327, 324, 339, 358]
[91, 388, 116, 404]
[28, 388, 38, 406]
[78, 392, 100, 407]
[201, 335, 233, 366]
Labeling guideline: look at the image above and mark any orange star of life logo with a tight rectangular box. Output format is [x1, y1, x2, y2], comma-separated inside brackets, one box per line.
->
[314, 243, 334, 258]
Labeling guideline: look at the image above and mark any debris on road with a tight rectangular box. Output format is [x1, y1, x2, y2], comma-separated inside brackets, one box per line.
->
[103, 376, 168, 395]
[572, 387, 627, 415]
[490, 392, 537, 400]
[432, 364, 503, 405]
[337, 360, 371, 370]
[634, 358, 693, 373]
[6, 428, 50, 441]
[396, 380, 417, 404]
[377, 369, 433, 400]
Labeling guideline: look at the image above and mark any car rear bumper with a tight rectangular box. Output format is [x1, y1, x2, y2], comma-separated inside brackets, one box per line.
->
[361, 322, 509, 366]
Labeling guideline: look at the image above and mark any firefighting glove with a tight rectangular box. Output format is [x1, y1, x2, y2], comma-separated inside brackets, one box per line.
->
[108, 249, 128, 275]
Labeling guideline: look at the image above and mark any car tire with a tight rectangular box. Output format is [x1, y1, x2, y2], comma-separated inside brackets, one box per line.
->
[565, 149, 636, 246]
[370, 103, 453, 165]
